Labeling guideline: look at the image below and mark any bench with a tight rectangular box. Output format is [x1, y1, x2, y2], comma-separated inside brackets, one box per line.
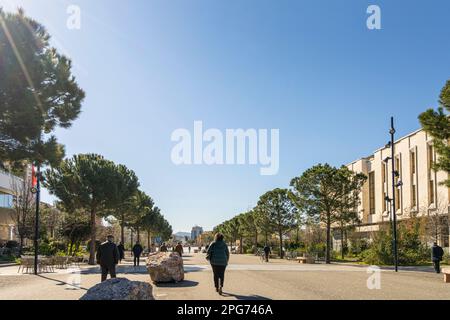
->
[295, 256, 315, 264]
[442, 268, 450, 283]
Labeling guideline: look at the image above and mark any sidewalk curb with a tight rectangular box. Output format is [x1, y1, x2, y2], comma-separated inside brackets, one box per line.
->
[0, 263, 18, 268]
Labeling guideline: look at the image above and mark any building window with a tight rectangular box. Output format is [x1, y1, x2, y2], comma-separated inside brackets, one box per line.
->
[0, 194, 13, 208]
[427, 144, 435, 205]
[411, 185, 417, 207]
[410, 150, 417, 209]
[369, 171, 375, 215]
[394, 157, 401, 210]
[410, 150, 416, 175]
[382, 162, 387, 212]
[429, 180, 435, 205]
[427, 144, 434, 170]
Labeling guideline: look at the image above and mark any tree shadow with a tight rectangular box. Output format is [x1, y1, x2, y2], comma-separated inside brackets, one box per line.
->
[220, 292, 271, 300]
[79, 265, 148, 275]
[37, 275, 89, 291]
[184, 265, 208, 273]
[154, 280, 199, 288]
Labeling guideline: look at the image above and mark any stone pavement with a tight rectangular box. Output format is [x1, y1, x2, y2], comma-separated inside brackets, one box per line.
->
[0, 252, 449, 300]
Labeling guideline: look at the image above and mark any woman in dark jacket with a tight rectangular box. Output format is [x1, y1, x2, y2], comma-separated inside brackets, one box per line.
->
[206, 233, 229, 295]
[117, 242, 125, 263]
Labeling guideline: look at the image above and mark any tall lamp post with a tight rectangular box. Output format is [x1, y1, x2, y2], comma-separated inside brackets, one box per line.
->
[30, 163, 41, 275]
[33, 164, 41, 275]
[389, 117, 399, 272]
[383, 118, 401, 272]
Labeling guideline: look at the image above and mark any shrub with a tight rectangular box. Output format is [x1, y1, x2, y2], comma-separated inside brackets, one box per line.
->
[5, 241, 19, 249]
[361, 218, 429, 265]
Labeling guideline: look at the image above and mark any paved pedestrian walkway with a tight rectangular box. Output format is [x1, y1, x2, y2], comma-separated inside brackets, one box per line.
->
[0, 252, 448, 300]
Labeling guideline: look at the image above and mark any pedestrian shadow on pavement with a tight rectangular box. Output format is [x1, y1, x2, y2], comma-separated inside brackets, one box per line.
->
[154, 280, 199, 288]
[220, 292, 271, 300]
[37, 275, 89, 291]
[79, 265, 148, 275]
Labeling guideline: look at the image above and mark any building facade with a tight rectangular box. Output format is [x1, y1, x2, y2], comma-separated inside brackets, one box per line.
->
[0, 168, 22, 243]
[191, 225, 203, 241]
[347, 128, 450, 246]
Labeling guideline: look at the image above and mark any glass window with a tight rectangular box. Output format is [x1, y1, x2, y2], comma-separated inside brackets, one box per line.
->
[0, 194, 13, 208]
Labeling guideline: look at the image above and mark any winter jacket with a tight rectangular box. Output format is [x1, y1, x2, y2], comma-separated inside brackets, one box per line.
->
[96, 241, 119, 266]
[207, 240, 229, 266]
[132, 244, 143, 256]
[432, 245, 444, 262]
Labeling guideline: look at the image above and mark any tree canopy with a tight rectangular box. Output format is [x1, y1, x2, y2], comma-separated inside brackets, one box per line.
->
[0, 9, 85, 168]
[419, 79, 450, 187]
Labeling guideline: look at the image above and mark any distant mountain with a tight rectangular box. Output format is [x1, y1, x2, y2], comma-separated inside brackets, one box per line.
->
[174, 232, 191, 238]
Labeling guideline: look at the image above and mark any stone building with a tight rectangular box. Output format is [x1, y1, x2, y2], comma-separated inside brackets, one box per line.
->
[346, 128, 449, 247]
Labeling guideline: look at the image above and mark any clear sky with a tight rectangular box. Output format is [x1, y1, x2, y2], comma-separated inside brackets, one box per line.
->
[1, 0, 449, 233]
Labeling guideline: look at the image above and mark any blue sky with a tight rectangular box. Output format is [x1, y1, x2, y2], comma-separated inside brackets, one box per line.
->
[1, 0, 449, 232]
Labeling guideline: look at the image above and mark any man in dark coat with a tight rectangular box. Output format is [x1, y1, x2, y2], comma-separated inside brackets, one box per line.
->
[132, 241, 144, 267]
[117, 242, 125, 263]
[175, 242, 184, 257]
[263, 244, 271, 262]
[432, 242, 444, 273]
[159, 243, 168, 252]
[96, 235, 119, 282]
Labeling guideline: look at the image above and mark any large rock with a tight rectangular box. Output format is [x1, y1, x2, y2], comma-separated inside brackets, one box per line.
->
[146, 252, 184, 283]
[80, 278, 154, 300]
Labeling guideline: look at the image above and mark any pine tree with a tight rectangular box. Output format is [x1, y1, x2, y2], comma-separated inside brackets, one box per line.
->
[419, 79, 450, 187]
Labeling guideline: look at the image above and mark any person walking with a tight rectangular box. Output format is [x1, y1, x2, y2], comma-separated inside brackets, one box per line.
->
[175, 242, 184, 257]
[96, 235, 119, 282]
[160, 242, 168, 252]
[188, 245, 191, 253]
[206, 233, 229, 295]
[117, 241, 125, 264]
[432, 242, 444, 273]
[263, 244, 271, 262]
[132, 241, 143, 267]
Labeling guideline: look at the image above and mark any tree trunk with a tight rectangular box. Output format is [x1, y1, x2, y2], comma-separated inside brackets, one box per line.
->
[326, 213, 331, 264]
[19, 235, 24, 255]
[239, 236, 243, 254]
[147, 231, 151, 250]
[88, 207, 97, 265]
[254, 230, 258, 253]
[69, 241, 74, 256]
[279, 227, 284, 259]
[340, 224, 344, 260]
[120, 213, 125, 245]
[131, 230, 134, 247]
[137, 227, 140, 243]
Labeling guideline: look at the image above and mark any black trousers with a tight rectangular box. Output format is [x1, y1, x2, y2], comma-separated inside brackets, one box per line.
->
[101, 264, 116, 282]
[265, 252, 269, 262]
[433, 260, 441, 273]
[211, 265, 226, 288]
[134, 254, 141, 266]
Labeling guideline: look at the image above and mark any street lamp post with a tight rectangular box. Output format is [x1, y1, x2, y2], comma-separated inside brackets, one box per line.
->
[389, 117, 399, 272]
[33, 164, 41, 275]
